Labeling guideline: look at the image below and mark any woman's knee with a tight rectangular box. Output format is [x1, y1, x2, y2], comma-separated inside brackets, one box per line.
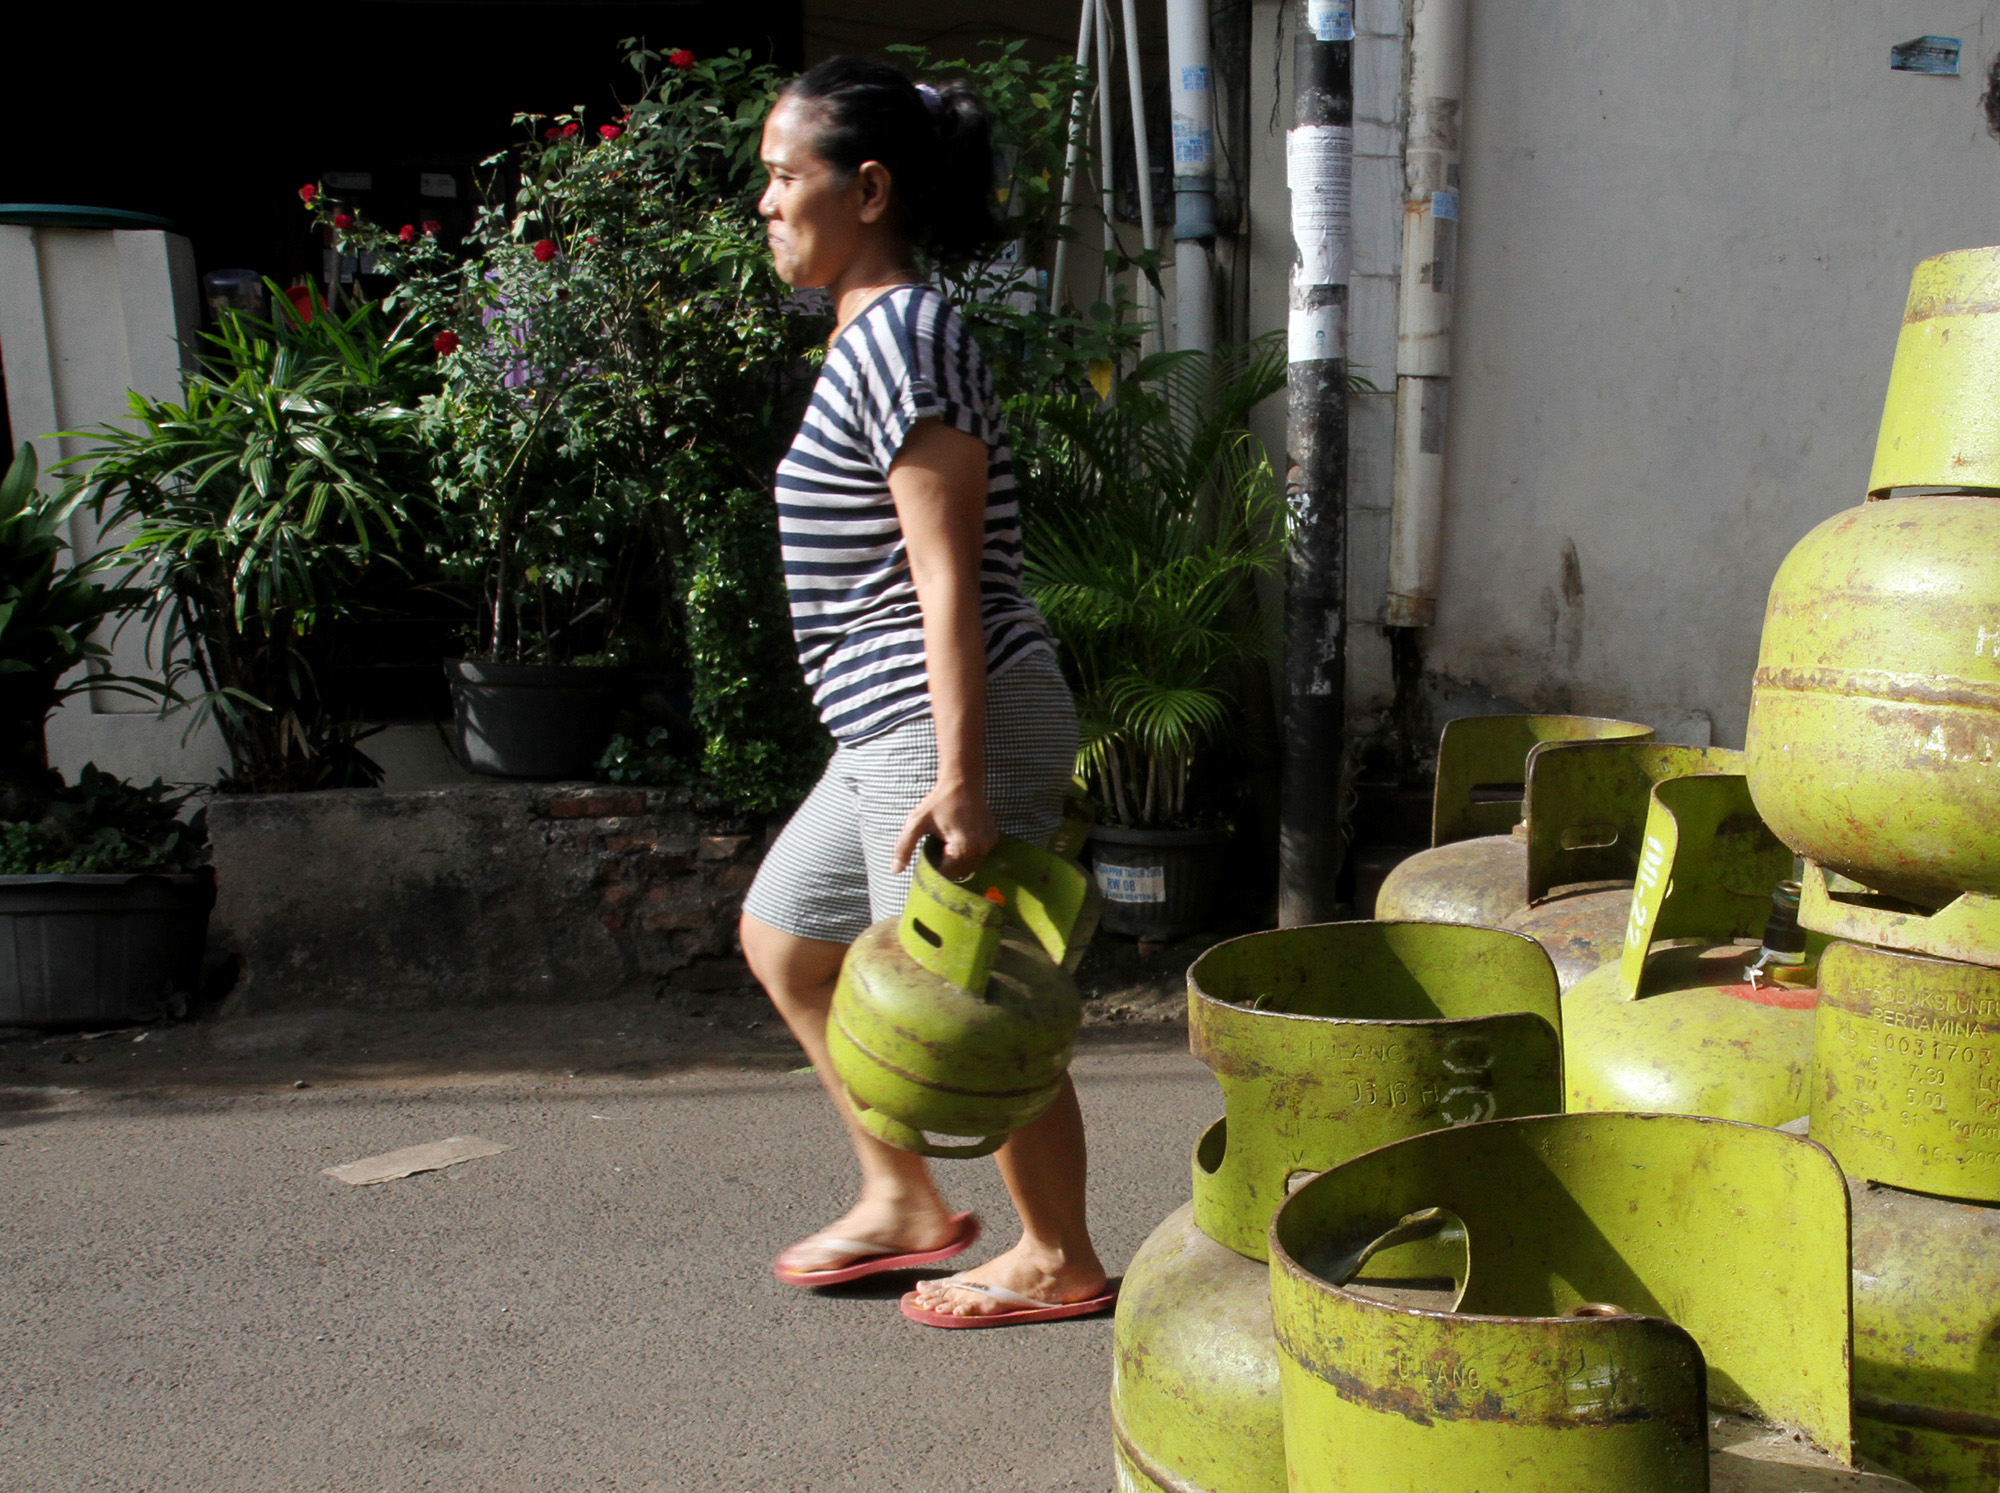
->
[740, 911, 848, 1001]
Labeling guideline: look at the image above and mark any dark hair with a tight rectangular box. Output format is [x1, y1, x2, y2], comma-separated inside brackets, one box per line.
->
[779, 56, 999, 264]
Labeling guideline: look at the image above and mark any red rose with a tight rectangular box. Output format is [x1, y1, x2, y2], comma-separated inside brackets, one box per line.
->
[669, 48, 696, 70]
[299, 183, 317, 203]
[598, 124, 622, 141]
[561, 122, 580, 137]
[421, 219, 441, 235]
[333, 211, 354, 229]
[433, 331, 460, 355]
[398, 224, 416, 243]
[544, 126, 562, 140]
[533, 239, 558, 263]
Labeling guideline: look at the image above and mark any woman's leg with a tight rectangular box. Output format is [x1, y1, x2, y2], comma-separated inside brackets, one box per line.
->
[908, 1075, 1108, 1313]
[911, 659, 1107, 1313]
[741, 910, 964, 1273]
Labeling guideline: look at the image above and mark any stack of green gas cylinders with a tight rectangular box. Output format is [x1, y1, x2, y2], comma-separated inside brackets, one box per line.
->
[1737, 245, 2000, 1493]
[1110, 249, 2000, 1493]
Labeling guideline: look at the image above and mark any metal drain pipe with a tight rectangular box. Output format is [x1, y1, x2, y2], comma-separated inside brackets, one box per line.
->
[1166, 0, 1215, 353]
[1383, 0, 1467, 628]
[1049, 0, 1098, 312]
[1278, 0, 1353, 927]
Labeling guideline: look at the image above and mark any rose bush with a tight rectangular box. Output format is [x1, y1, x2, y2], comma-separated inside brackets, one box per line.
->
[306, 44, 828, 810]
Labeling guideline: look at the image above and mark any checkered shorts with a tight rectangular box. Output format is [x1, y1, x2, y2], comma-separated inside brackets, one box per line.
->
[743, 650, 1078, 943]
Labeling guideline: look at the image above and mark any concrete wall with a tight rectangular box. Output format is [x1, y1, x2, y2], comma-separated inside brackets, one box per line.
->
[1383, 2, 1999, 745]
[209, 785, 763, 1014]
[1228, 2, 2000, 748]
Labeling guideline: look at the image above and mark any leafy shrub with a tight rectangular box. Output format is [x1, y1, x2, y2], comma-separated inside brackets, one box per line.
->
[0, 445, 151, 804]
[61, 297, 429, 792]
[0, 765, 207, 875]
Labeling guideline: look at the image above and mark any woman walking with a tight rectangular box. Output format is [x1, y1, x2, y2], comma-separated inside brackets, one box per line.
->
[738, 57, 1113, 1327]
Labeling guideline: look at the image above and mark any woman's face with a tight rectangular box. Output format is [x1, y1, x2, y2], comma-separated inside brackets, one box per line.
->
[758, 97, 887, 289]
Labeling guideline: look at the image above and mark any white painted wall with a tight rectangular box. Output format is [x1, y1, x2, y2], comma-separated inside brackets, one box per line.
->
[1433, 3, 2000, 746]
[0, 225, 233, 785]
[1237, 2, 2000, 748]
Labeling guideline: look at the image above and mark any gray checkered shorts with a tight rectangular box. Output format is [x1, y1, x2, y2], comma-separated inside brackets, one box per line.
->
[743, 650, 1078, 943]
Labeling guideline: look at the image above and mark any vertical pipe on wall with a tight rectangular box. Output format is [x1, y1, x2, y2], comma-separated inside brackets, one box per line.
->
[1118, 0, 1161, 346]
[1384, 0, 1466, 628]
[1095, 0, 1119, 292]
[1050, 0, 1098, 311]
[1279, 0, 1353, 926]
[1166, 0, 1216, 353]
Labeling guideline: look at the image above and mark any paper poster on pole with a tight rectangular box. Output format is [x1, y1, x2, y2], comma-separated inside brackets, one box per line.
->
[1287, 126, 1352, 288]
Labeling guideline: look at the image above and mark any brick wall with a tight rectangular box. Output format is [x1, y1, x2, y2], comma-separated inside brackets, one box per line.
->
[208, 783, 770, 1014]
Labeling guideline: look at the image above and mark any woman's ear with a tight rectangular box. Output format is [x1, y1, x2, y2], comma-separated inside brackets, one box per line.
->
[854, 161, 895, 225]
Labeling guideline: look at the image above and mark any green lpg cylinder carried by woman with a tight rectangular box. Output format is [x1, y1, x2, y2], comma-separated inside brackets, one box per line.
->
[826, 834, 1097, 1159]
[1111, 921, 1562, 1493]
[737, 55, 1114, 1329]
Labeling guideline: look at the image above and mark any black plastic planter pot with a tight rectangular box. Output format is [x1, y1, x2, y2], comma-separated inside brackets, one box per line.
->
[0, 870, 215, 1028]
[445, 660, 623, 780]
[1086, 825, 1233, 941]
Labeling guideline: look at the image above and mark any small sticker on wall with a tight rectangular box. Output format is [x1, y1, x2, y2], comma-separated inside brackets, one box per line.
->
[1308, 0, 1354, 42]
[1096, 863, 1167, 904]
[1890, 36, 1960, 74]
[1431, 190, 1459, 221]
[1179, 65, 1211, 93]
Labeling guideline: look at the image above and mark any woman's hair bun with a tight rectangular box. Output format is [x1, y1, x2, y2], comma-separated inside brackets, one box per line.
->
[781, 57, 1000, 265]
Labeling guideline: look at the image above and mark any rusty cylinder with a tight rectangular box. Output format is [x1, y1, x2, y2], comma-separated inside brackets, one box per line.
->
[1109, 920, 1562, 1493]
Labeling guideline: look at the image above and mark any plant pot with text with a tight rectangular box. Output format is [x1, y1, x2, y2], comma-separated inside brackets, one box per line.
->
[445, 660, 622, 779]
[1015, 344, 1287, 947]
[1087, 824, 1233, 940]
[0, 870, 215, 1028]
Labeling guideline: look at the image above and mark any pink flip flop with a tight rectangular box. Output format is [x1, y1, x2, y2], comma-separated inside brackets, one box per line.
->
[772, 1212, 981, 1288]
[898, 1274, 1120, 1329]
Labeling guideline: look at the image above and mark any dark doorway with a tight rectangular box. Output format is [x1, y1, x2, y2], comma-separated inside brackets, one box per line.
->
[1, 2, 801, 293]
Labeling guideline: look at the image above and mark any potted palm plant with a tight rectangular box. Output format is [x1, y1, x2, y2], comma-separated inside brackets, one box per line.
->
[61, 292, 429, 792]
[1019, 339, 1285, 939]
[0, 445, 211, 1028]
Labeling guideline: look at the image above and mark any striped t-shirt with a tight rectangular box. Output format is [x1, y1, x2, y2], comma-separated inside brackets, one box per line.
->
[775, 284, 1053, 744]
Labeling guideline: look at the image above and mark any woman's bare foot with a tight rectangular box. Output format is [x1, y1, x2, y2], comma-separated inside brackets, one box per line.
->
[910, 1236, 1108, 1317]
[775, 1195, 966, 1277]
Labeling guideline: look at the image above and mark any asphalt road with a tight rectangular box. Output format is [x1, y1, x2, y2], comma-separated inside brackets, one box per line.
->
[0, 1023, 1215, 1493]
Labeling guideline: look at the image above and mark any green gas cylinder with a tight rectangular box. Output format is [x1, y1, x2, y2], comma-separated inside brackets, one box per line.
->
[1110, 921, 1562, 1493]
[1374, 714, 1652, 929]
[825, 835, 1098, 1159]
[1270, 1113, 1917, 1492]
[1378, 729, 1740, 991]
[1745, 247, 2000, 965]
[1561, 774, 1813, 1126]
[1806, 940, 2000, 1492]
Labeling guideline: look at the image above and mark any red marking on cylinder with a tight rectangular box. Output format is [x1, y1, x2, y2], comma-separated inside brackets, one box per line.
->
[1714, 982, 1819, 1010]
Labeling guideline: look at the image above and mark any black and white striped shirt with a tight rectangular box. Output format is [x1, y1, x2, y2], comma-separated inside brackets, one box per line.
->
[775, 284, 1052, 744]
